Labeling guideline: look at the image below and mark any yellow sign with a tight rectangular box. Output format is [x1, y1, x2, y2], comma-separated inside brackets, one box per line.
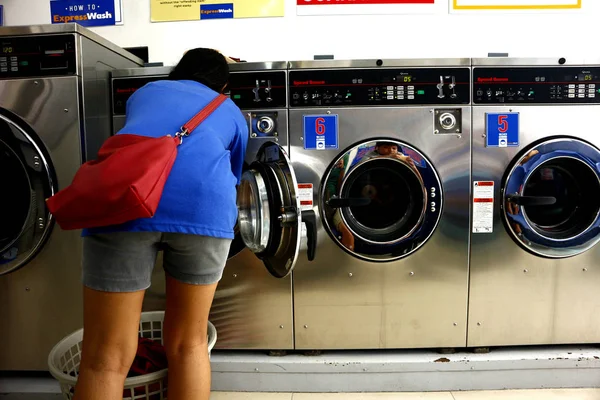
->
[151, 0, 284, 21]
[453, 0, 581, 10]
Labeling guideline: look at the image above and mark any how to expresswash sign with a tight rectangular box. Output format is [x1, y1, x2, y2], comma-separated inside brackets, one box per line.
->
[50, 0, 118, 27]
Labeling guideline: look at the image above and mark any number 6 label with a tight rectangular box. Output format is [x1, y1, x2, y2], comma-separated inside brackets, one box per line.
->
[303, 114, 339, 151]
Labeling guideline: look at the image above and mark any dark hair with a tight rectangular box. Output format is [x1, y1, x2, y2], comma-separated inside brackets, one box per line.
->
[375, 141, 397, 148]
[168, 48, 229, 92]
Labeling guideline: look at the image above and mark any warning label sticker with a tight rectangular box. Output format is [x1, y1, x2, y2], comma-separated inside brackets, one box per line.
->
[473, 181, 494, 234]
[298, 183, 313, 211]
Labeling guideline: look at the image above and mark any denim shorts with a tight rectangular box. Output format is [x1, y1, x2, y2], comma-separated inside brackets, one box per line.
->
[82, 232, 232, 292]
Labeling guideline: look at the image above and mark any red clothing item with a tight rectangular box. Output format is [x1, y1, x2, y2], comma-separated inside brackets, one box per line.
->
[129, 337, 168, 377]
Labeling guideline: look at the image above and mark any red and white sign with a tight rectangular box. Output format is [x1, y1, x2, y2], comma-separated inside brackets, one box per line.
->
[297, 0, 443, 15]
[298, 183, 314, 211]
[472, 181, 494, 234]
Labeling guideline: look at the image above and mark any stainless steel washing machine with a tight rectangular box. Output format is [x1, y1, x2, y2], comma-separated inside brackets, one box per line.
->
[111, 62, 315, 350]
[468, 57, 600, 347]
[0, 24, 142, 371]
[287, 59, 472, 349]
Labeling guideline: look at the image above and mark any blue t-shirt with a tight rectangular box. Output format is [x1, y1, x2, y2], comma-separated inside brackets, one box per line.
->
[83, 80, 248, 239]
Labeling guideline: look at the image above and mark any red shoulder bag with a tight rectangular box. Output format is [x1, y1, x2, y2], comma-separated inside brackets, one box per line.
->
[46, 94, 228, 231]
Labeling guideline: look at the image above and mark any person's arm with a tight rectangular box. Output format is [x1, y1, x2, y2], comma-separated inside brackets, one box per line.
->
[230, 112, 249, 185]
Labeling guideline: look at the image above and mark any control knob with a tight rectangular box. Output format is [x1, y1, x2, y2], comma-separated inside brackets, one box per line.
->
[253, 79, 261, 102]
[437, 75, 445, 99]
[265, 80, 273, 102]
[450, 76, 457, 98]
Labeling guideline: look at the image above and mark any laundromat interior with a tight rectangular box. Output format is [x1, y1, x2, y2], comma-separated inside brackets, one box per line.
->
[1, 0, 600, 399]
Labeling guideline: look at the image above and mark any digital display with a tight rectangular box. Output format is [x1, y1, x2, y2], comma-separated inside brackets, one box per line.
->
[473, 67, 600, 104]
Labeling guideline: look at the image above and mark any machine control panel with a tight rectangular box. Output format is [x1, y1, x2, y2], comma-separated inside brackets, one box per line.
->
[228, 71, 286, 108]
[112, 70, 286, 116]
[0, 34, 77, 78]
[473, 67, 600, 104]
[289, 67, 470, 107]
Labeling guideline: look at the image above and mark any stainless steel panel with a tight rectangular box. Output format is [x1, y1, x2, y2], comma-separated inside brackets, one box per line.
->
[472, 57, 600, 66]
[289, 59, 471, 69]
[0, 23, 143, 65]
[79, 36, 143, 161]
[112, 66, 173, 79]
[110, 61, 288, 79]
[290, 106, 471, 349]
[0, 77, 84, 370]
[468, 105, 600, 347]
[230, 62, 288, 72]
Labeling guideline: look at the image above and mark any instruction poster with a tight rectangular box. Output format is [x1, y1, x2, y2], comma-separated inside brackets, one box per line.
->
[151, 0, 284, 22]
[452, 0, 581, 11]
[297, 0, 445, 16]
[50, 0, 123, 26]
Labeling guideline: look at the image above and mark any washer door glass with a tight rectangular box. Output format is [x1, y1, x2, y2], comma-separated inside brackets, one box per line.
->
[322, 140, 443, 261]
[503, 138, 600, 258]
[0, 113, 55, 275]
[341, 157, 425, 243]
[237, 142, 315, 278]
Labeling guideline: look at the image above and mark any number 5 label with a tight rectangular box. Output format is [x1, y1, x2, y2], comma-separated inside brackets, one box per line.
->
[485, 112, 519, 148]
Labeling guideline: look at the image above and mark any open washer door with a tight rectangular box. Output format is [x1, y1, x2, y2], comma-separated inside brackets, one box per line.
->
[0, 113, 55, 275]
[237, 142, 316, 278]
[503, 137, 600, 258]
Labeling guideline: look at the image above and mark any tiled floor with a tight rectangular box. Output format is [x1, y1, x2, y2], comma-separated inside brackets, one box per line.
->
[1, 390, 599, 399]
[208, 390, 600, 399]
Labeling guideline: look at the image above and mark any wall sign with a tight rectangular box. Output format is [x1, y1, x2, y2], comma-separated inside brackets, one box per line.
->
[151, 0, 284, 22]
[0, 5, 4, 27]
[303, 115, 339, 150]
[297, 0, 444, 16]
[485, 112, 519, 148]
[50, 0, 123, 26]
[453, 0, 581, 10]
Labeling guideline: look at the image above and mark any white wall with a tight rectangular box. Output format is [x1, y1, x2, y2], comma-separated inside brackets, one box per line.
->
[1, 0, 598, 66]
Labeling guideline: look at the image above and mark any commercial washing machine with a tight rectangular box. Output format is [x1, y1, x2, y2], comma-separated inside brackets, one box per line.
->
[111, 62, 316, 350]
[0, 24, 142, 370]
[468, 57, 600, 347]
[287, 59, 472, 349]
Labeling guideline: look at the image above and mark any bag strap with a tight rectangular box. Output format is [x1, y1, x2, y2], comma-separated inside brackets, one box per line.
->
[177, 94, 228, 139]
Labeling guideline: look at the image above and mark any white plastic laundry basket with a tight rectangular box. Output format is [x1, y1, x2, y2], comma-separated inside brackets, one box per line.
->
[48, 311, 217, 400]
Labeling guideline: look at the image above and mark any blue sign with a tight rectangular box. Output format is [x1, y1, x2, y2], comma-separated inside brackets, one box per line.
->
[303, 115, 339, 150]
[0, 5, 4, 27]
[50, 0, 116, 27]
[200, 3, 234, 19]
[486, 112, 519, 148]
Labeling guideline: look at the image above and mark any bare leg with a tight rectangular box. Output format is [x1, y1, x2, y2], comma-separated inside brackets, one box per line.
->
[163, 274, 217, 400]
[73, 287, 145, 400]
